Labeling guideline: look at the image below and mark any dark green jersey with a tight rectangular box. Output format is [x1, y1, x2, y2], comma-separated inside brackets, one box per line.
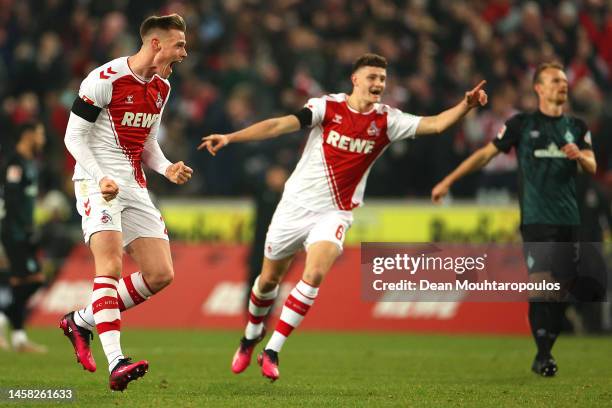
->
[493, 111, 592, 226]
[1, 153, 39, 241]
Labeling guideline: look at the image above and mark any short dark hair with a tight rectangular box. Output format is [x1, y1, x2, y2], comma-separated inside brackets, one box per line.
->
[5, 121, 41, 148]
[533, 62, 564, 85]
[351, 53, 387, 74]
[15, 121, 42, 141]
[140, 14, 186, 39]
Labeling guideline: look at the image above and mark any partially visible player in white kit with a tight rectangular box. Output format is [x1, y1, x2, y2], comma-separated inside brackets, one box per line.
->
[59, 14, 192, 391]
[199, 54, 488, 381]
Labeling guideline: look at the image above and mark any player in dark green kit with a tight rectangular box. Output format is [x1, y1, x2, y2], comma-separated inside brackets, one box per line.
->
[431, 62, 597, 377]
[0, 121, 47, 352]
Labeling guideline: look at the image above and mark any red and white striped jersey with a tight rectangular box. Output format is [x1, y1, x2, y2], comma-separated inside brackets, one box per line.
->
[283, 93, 422, 211]
[72, 57, 170, 188]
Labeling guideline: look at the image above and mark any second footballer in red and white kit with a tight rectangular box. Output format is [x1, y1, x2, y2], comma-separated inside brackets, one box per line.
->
[199, 53, 488, 381]
[60, 14, 192, 391]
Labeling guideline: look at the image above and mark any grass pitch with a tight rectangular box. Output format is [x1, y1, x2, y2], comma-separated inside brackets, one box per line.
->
[1, 328, 610, 407]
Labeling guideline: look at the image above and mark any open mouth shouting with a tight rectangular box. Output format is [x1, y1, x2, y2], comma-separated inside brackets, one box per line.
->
[369, 88, 383, 98]
[158, 59, 184, 78]
[168, 59, 183, 73]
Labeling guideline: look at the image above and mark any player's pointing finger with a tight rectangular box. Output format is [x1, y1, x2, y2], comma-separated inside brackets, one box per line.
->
[197, 140, 210, 151]
[472, 80, 487, 92]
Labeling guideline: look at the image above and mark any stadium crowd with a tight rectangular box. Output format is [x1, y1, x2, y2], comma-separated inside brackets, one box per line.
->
[0, 0, 611, 201]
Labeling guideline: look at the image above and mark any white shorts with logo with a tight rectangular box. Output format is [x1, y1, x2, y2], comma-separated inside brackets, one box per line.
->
[74, 180, 168, 247]
[264, 199, 353, 260]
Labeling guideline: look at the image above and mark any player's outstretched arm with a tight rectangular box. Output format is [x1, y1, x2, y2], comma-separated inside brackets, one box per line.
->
[431, 142, 500, 204]
[198, 115, 301, 156]
[416, 80, 488, 136]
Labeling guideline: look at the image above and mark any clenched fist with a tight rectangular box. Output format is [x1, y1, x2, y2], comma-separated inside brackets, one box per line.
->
[561, 143, 581, 160]
[99, 177, 119, 201]
[165, 161, 193, 184]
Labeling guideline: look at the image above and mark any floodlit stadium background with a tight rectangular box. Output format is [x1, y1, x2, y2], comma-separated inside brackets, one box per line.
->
[0, 1, 611, 405]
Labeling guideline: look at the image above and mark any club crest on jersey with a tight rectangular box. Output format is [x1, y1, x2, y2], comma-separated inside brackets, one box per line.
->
[332, 114, 343, 124]
[100, 210, 113, 224]
[125, 95, 134, 104]
[367, 121, 380, 137]
[564, 130, 575, 144]
[530, 130, 540, 138]
[156, 92, 163, 109]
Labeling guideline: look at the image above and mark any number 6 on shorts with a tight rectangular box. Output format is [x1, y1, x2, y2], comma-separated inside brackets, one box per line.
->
[335, 225, 344, 240]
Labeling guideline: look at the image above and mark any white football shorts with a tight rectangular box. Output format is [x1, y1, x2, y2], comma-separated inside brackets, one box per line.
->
[264, 198, 353, 260]
[74, 179, 168, 247]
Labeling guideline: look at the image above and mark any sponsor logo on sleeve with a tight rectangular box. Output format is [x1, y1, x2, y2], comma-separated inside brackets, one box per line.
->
[99, 66, 117, 79]
[82, 95, 95, 105]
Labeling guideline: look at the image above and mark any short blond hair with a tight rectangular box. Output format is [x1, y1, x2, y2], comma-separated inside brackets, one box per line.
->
[533, 62, 564, 85]
[139, 14, 186, 39]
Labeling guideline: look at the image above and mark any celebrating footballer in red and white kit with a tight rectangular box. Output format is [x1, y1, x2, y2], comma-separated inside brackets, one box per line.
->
[60, 14, 192, 391]
[199, 53, 488, 381]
